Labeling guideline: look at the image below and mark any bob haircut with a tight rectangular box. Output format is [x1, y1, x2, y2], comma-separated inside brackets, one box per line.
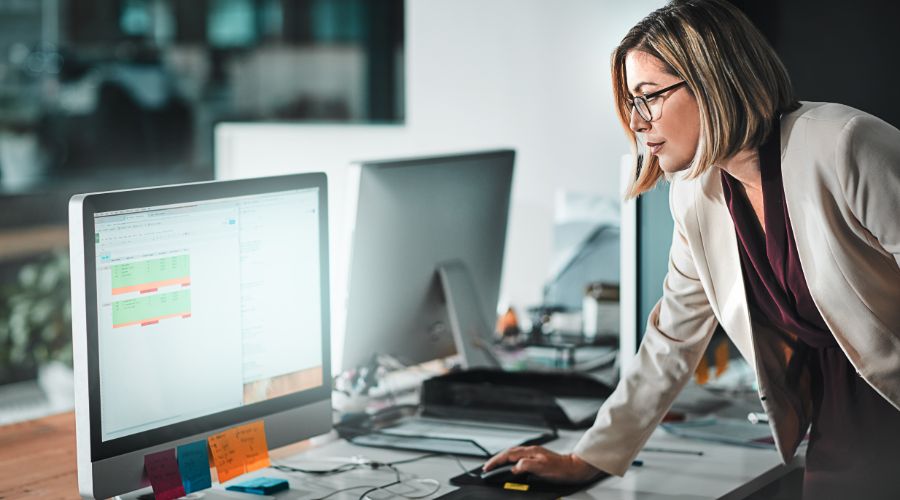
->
[613, 0, 800, 198]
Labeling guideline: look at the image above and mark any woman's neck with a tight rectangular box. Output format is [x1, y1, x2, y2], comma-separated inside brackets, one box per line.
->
[717, 148, 762, 193]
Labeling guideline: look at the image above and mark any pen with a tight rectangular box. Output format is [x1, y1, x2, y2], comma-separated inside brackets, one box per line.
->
[641, 447, 704, 456]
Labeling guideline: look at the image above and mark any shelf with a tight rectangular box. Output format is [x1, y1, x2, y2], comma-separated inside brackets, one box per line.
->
[0, 224, 68, 262]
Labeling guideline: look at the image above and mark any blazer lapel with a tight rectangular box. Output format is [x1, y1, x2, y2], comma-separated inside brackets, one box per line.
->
[691, 171, 755, 366]
[690, 168, 809, 463]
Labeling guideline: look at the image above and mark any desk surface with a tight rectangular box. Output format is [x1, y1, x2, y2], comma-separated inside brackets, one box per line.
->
[0, 411, 78, 499]
[0, 411, 798, 500]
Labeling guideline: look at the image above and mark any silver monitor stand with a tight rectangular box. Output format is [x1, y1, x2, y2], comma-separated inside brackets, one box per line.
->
[438, 260, 502, 369]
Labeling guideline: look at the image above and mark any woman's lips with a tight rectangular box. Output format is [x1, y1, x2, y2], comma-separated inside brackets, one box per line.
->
[647, 141, 664, 155]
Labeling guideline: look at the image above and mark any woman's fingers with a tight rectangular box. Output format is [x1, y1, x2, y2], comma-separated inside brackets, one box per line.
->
[484, 447, 603, 483]
[483, 447, 519, 471]
[513, 455, 549, 475]
[482, 453, 506, 471]
[482, 446, 547, 471]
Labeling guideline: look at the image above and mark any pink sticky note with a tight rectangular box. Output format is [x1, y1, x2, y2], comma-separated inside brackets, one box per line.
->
[144, 449, 186, 500]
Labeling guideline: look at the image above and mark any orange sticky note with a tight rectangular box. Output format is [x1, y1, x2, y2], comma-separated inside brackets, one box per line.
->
[207, 429, 244, 483]
[235, 421, 271, 473]
[207, 420, 271, 483]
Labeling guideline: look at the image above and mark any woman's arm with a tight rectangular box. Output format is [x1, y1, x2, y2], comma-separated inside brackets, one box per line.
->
[572, 188, 719, 476]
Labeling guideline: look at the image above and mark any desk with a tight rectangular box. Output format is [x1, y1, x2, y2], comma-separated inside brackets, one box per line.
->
[0, 411, 799, 499]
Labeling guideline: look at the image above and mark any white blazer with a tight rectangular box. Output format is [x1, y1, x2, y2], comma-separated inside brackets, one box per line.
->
[573, 102, 900, 476]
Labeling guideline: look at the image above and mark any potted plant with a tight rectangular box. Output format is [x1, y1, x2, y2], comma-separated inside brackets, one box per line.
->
[0, 249, 73, 408]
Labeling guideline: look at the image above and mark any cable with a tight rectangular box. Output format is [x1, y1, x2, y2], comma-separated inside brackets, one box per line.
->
[359, 479, 441, 500]
[355, 463, 441, 500]
[357, 479, 402, 500]
[391, 479, 442, 499]
[278, 452, 469, 499]
[271, 462, 364, 476]
[357, 462, 402, 500]
[386, 452, 442, 466]
[311, 484, 382, 500]
[445, 453, 482, 478]
[273, 451, 442, 477]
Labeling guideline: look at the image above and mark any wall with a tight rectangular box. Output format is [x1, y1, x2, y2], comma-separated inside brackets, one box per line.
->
[216, 0, 666, 370]
[728, 0, 900, 128]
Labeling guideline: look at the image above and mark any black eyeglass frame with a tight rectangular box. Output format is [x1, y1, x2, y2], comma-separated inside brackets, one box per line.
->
[627, 81, 687, 122]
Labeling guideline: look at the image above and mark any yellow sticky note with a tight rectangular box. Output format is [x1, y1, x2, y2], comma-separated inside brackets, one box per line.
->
[234, 421, 271, 473]
[503, 482, 530, 491]
[207, 430, 244, 483]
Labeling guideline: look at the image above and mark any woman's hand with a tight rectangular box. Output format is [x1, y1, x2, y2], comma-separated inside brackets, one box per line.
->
[482, 446, 603, 483]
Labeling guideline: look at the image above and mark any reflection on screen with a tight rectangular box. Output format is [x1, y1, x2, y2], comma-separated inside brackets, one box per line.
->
[93, 189, 323, 441]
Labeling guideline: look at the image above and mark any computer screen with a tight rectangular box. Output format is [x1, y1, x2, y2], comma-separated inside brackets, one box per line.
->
[619, 164, 673, 377]
[341, 150, 514, 373]
[70, 174, 331, 498]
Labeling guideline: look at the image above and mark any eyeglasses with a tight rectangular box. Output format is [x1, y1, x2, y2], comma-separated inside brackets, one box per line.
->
[627, 81, 687, 122]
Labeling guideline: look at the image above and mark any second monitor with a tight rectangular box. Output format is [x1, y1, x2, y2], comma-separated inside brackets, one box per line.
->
[342, 149, 515, 372]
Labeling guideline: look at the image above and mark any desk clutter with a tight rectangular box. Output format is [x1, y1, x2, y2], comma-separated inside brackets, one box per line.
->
[141, 420, 271, 499]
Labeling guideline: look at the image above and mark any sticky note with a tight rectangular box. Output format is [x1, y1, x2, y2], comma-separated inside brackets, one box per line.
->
[177, 440, 212, 493]
[144, 449, 186, 500]
[503, 482, 530, 491]
[208, 430, 245, 483]
[208, 420, 271, 483]
[234, 421, 271, 473]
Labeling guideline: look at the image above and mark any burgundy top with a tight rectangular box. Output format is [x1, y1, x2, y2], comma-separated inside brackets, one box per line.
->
[721, 121, 900, 499]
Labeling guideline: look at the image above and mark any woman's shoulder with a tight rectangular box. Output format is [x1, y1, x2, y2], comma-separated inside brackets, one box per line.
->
[784, 101, 894, 141]
[783, 101, 900, 203]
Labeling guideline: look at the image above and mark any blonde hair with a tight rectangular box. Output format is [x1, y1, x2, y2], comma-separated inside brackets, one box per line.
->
[614, 0, 800, 198]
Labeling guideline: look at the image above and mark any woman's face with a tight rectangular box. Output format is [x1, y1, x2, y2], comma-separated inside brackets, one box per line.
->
[624, 50, 701, 173]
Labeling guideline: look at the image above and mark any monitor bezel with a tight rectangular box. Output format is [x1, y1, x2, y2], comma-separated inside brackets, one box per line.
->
[75, 173, 331, 461]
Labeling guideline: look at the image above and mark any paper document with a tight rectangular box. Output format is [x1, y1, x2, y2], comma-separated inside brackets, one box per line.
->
[554, 397, 604, 424]
[661, 417, 775, 448]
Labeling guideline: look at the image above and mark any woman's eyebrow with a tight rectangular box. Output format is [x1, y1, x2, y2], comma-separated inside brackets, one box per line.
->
[631, 81, 658, 94]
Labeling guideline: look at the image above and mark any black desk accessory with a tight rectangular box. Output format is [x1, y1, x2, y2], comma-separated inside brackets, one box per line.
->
[420, 368, 614, 429]
[443, 464, 609, 498]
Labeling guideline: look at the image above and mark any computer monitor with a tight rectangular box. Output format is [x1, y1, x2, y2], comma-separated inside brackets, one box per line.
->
[341, 150, 515, 373]
[69, 173, 331, 499]
[619, 155, 673, 377]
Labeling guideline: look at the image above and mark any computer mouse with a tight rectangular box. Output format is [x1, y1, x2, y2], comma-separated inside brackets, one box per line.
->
[479, 463, 532, 485]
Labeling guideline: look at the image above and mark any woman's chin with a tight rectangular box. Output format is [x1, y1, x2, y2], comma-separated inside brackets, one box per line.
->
[656, 155, 689, 173]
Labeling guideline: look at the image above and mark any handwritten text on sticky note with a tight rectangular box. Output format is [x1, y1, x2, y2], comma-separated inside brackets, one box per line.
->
[208, 431, 244, 483]
[207, 420, 271, 483]
[235, 420, 271, 473]
[177, 440, 212, 493]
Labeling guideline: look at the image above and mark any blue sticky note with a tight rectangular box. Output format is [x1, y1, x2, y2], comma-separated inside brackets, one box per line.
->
[177, 440, 212, 493]
[227, 477, 289, 495]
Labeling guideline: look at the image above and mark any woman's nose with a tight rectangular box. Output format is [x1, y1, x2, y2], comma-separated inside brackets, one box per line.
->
[629, 106, 650, 133]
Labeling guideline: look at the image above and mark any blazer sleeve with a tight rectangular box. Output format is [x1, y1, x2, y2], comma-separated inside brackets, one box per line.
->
[572, 187, 719, 476]
[836, 113, 900, 269]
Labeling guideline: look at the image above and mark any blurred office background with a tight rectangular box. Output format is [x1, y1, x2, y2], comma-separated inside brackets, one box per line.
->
[0, 0, 404, 420]
[1, 0, 898, 422]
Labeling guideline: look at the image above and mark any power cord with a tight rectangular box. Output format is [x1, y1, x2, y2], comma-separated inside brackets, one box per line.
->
[271, 462, 366, 476]
[274, 451, 477, 499]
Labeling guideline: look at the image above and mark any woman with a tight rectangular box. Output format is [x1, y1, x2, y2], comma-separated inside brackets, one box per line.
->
[484, 0, 900, 497]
